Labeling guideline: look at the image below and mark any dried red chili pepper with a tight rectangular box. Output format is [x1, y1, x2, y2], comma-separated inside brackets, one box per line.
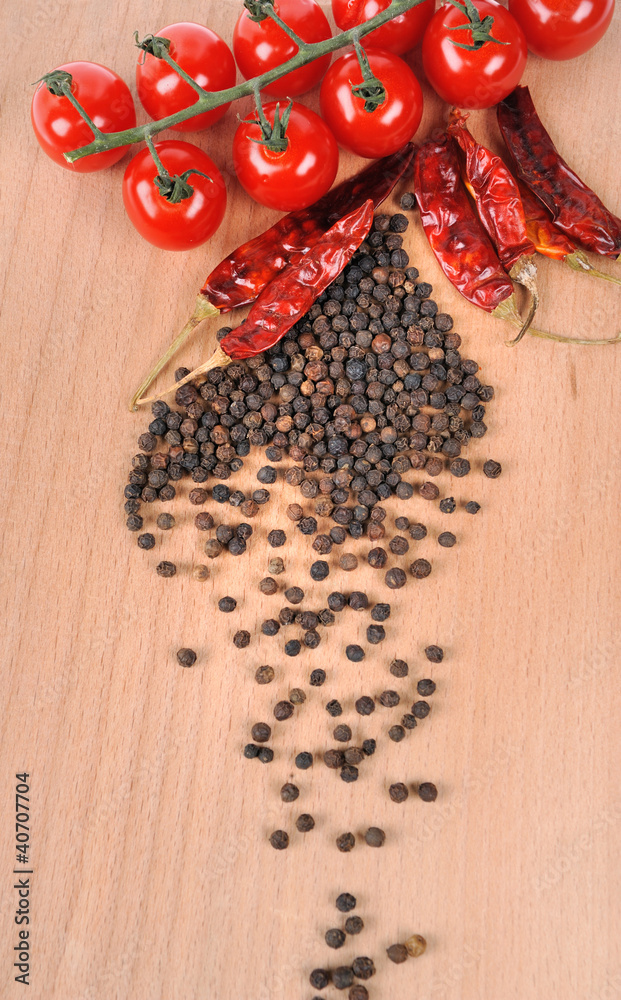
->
[497, 86, 621, 259]
[414, 135, 619, 347]
[519, 180, 621, 286]
[139, 200, 374, 404]
[130, 145, 414, 409]
[413, 134, 529, 331]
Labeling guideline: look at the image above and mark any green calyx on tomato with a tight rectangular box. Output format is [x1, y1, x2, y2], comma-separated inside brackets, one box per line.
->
[244, 95, 293, 152]
[153, 169, 213, 204]
[243, 0, 276, 22]
[134, 32, 172, 61]
[34, 69, 74, 96]
[350, 37, 386, 112]
[444, 0, 507, 50]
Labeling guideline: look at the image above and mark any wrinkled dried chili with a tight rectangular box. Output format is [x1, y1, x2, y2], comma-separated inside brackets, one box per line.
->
[497, 86, 621, 259]
[139, 200, 374, 403]
[130, 146, 414, 409]
[413, 134, 531, 334]
[519, 181, 621, 286]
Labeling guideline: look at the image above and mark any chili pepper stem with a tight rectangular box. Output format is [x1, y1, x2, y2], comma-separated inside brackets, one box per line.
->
[506, 258, 539, 345]
[136, 346, 232, 406]
[495, 292, 620, 345]
[566, 251, 621, 286]
[128, 295, 220, 410]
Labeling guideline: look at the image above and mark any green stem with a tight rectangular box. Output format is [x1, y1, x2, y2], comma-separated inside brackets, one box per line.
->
[263, 3, 306, 48]
[159, 50, 208, 99]
[60, 82, 104, 139]
[145, 134, 168, 177]
[351, 33, 386, 112]
[63, 0, 426, 163]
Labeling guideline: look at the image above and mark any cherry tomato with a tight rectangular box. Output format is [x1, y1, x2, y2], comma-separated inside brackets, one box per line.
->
[122, 141, 226, 251]
[422, 1, 527, 109]
[507, 0, 614, 60]
[136, 22, 236, 132]
[31, 61, 136, 172]
[233, 0, 332, 98]
[233, 102, 338, 212]
[319, 49, 423, 159]
[331, 0, 435, 55]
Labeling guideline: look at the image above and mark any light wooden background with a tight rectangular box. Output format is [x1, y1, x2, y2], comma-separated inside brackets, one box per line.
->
[1, 2, 620, 999]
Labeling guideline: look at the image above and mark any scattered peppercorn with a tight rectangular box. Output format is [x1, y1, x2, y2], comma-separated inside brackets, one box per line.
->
[192, 564, 209, 581]
[296, 751, 313, 769]
[268, 529, 287, 547]
[362, 738, 376, 755]
[290, 688, 306, 705]
[364, 828, 385, 848]
[218, 596, 237, 613]
[465, 500, 481, 514]
[176, 648, 196, 667]
[345, 916, 364, 936]
[274, 700, 294, 721]
[281, 782, 299, 803]
[204, 540, 222, 559]
[367, 624, 385, 644]
[389, 725, 406, 742]
[310, 969, 330, 990]
[268, 557, 285, 574]
[339, 553, 358, 572]
[336, 891, 357, 913]
[405, 933, 427, 957]
[259, 577, 278, 595]
[233, 630, 251, 649]
[367, 547, 387, 569]
[402, 713, 418, 729]
[483, 459, 502, 478]
[412, 700, 430, 719]
[349, 985, 369, 1000]
[439, 496, 456, 514]
[310, 560, 329, 581]
[387, 944, 409, 964]
[417, 679, 436, 696]
[332, 967, 355, 990]
[418, 781, 438, 801]
[438, 531, 456, 547]
[409, 523, 427, 540]
[424, 644, 444, 663]
[379, 690, 400, 708]
[326, 928, 346, 949]
[244, 743, 259, 759]
[356, 696, 375, 716]
[324, 749, 345, 769]
[296, 813, 315, 832]
[371, 603, 391, 622]
[410, 559, 432, 579]
[389, 782, 409, 803]
[328, 591, 347, 612]
[390, 658, 408, 678]
[285, 639, 302, 656]
[285, 586, 304, 604]
[310, 668, 327, 685]
[336, 833, 356, 853]
[385, 567, 406, 589]
[262, 619, 280, 636]
[269, 830, 289, 850]
[156, 561, 176, 578]
[258, 747, 274, 763]
[251, 722, 271, 743]
[137, 533, 155, 550]
[346, 644, 365, 662]
[334, 724, 353, 743]
[326, 699, 343, 717]
[352, 956, 376, 979]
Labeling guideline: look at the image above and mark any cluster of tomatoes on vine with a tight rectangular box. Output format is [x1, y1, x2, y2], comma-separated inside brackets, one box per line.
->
[31, 0, 614, 252]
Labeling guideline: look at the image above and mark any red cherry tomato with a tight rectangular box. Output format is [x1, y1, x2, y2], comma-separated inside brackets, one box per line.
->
[31, 61, 136, 172]
[233, 102, 338, 212]
[507, 0, 614, 60]
[331, 0, 435, 55]
[122, 141, 226, 251]
[422, 1, 527, 109]
[319, 49, 423, 159]
[136, 22, 236, 132]
[233, 0, 332, 98]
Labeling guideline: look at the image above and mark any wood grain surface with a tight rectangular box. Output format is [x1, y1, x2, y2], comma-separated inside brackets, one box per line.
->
[1, 3, 620, 999]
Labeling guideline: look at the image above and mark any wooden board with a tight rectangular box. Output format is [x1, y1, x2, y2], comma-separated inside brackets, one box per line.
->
[1, 3, 620, 998]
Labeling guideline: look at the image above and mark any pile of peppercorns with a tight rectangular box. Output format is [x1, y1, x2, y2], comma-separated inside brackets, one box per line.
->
[124, 209, 501, 574]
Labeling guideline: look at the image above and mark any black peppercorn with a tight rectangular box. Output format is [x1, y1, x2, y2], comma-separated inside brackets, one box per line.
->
[244, 743, 259, 759]
[371, 603, 391, 622]
[367, 624, 385, 644]
[336, 833, 355, 853]
[126, 514, 144, 532]
[349, 986, 369, 1000]
[409, 522, 427, 540]
[418, 678, 436, 696]
[257, 465, 277, 484]
[218, 596, 237, 613]
[334, 724, 352, 743]
[465, 500, 481, 514]
[310, 560, 329, 581]
[251, 722, 271, 743]
[345, 916, 364, 936]
[290, 688, 306, 705]
[346, 644, 365, 662]
[295, 751, 313, 769]
[387, 943, 409, 964]
[402, 713, 418, 729]
[137, 533, 155, 550]
[333, 966, 355, 989]
[204, 539, 222, 559]
[156, 561, 177, 578]
[328, 592, 347, 612]
[352, 956, 376, 979]
[418, 781, 438, 801]
[439, 496, 456, 514]
[262, 619, 280, 636]
[274, 700, 294, 721]
[255, 664, 274, 684]
[176, 648, 196, 667]
[483, 459, 502, 478]
[424, 644, 444, 663]
[412, 700, 430, 719]
[390, 658, 408, 678]
[268, 557, 285, 574]
[296, 813, 315, 832]
[364, 828, 385, 849]
[410, 559, 432, 579]
[258, 747, 274, 763]
[385, 567, 406, 589]
[379, 690, 400, 708]
[326, 928, 346, 949]
[341, 764, 359, 783]
[438, 531, 456, 548]
[326, 699, 343, 717]
[389, 782, 409, 803]
[355, 696, 375, 716]
[336, 891, 357, 912]
[269, 830, 289, 850]
[267, 529, 287, 547]
[389, 725, 406, 742]
[260, 577, 278, 595]
[310, 969, 330, 990]
[339, 553, 358, 571]
[233, 630, 251, 649]
[310, 668, 326, 686]
[281, 782, 299, 803]
[362, 738, 376, 755]
[367, 547, 388, 569]
[285, 639, 302, 656]
[285, 586, 304, 604]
